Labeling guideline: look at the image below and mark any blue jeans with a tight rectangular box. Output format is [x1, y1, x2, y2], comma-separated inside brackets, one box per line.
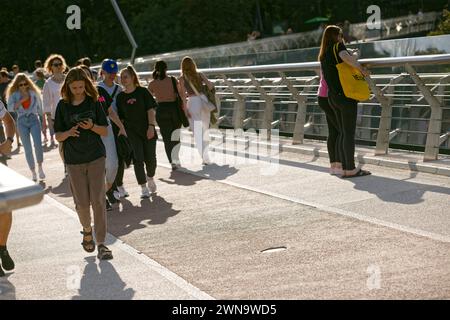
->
[17, 114, 43, 170]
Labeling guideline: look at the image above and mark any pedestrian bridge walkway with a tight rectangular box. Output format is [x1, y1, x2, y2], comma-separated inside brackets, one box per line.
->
[1, 130, 449, 299]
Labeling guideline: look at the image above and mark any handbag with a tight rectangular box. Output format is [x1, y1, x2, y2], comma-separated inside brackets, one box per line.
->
[185, 75, 218, 124]
[333, 43, 370, 101]
[170, 76, 189, 127]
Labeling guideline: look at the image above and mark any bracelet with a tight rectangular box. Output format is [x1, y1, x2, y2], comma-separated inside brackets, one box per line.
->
[90, 123, 95, 130]
[148, 124, 155, 127]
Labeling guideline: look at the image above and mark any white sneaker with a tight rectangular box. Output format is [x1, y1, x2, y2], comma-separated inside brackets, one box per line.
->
[38, 167, 46, 181]
[31, 170, 37, 182]
[147, 177, 157, 193]
[140, 185, 150, 199]
[117, 186, 129, 198]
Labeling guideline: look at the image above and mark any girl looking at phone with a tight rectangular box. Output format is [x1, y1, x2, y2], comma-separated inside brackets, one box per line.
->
[54, 67, 113, 260]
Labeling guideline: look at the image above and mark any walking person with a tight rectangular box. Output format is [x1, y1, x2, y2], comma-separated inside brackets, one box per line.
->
[98, 59, 129, 199]
[34, 68, 47, 144]
[1, 70, 20, 148]
[53, 67, 113, 260]
[80, 64, 127, 211]
[42, 54, 66, 148]
[319, 25, 371, 178]
[148, 60, 186, 170]
[6, 73, 46, 182]
[0, 100, 17, 277]
[117, 65, 158, 199]
[178, 56, 214, 165]
[317, 69, 342, 176]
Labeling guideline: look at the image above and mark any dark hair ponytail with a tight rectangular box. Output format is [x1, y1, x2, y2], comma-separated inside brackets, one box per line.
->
[153, 60, 167, 80]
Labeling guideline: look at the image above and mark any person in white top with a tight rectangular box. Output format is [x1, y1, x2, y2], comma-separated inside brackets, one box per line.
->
[97, 59, 129, 199]
[178, 56, 215, 165]
[0, 100, 17, 277]
[42, 54, 67, 148]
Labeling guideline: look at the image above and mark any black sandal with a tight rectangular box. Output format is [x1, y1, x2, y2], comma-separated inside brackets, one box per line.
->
[97, 244, 113, 260]
[80, 229, 96, 253]
[342, 169, 372, 179]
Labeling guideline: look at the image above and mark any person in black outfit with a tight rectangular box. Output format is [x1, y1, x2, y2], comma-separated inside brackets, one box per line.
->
[117, 65, 158, 199]
[148, 60, 185, 170]
[319, 25, 371, 178]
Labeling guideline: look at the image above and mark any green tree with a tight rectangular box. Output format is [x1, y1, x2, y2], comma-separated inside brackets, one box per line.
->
[429, 9, 450, 36]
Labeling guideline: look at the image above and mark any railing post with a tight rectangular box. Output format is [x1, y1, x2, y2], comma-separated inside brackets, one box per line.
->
[405, 64, 443, 161]
[210, 93, 222, 129]
[367, 74, 404, 155]
[249, 74, 274, 140]
[221, 75, 245, 130]
[280, 75, 317, 145]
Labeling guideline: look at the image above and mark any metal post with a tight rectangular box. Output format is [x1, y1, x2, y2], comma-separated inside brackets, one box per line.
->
[405, 64, 443, 161]
[368, 74, 404, 155]
[111, 0, 138, 65]
[249, 74, 273, 140]
[280, 74, 317, 145]
[221, 75, 245, 129]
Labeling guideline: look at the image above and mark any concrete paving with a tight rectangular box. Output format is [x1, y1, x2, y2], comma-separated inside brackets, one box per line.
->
[3, 132, 450, 299]
[0, 195, 212, 300]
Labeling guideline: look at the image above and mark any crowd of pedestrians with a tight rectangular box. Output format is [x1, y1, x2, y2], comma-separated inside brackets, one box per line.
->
[0, 53, 216, 275]
[0, 26, 374, 275]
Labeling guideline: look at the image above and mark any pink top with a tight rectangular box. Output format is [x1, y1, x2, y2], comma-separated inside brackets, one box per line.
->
[317, 70, 328, 98]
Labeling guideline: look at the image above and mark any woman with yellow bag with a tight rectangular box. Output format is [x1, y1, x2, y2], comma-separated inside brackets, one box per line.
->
[319, 25, 372, 178]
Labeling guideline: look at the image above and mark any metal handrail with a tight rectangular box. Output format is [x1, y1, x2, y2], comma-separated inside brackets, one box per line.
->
[137, 54, 450, 77]
[0, 164, 44, 213]
[137, 54, 450, 162]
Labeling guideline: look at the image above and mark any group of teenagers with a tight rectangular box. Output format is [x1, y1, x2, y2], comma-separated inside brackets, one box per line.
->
[0, 54, 216, 271]
[0, 23, 370, 275]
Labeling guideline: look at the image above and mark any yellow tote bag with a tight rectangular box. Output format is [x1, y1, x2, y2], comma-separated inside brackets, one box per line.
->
[333, 43, 370, 101]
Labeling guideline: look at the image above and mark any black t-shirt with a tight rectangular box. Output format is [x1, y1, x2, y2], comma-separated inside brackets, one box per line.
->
[321, 42, 347, 96]
[54, 96, 108, 165]
[117, 86, 157, 138]
[97, 86, 113, 116]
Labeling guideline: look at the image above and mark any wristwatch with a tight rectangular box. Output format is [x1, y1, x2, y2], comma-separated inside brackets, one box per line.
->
[6, 137, 14, 144]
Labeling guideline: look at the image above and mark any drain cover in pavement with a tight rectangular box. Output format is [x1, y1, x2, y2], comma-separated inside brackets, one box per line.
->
[261, 246, 287, 253]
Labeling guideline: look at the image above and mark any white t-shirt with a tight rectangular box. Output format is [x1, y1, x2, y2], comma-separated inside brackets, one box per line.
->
[42, 78, 64, 118]
[97, 81, 122, 114]
[0, 100, 6, 119]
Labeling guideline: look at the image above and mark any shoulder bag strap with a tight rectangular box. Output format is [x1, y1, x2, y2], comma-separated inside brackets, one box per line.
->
[170, 76, 180, 97]
[110, 84, 119, 100]
[333, 43, 340, 64]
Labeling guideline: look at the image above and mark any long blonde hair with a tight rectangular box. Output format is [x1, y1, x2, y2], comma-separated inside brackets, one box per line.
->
[6, 73, 41, 100]
[119, 65, 141, 87]
[181, 56, 202, 91]
[61, 67, 99, 104]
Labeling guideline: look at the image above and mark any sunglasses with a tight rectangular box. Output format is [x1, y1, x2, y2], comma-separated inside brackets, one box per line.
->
[52, 62, 63, 67]
[19, 83, 28, 87]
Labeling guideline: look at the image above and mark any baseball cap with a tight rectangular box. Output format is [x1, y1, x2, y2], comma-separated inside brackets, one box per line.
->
[101, 59, 118, 74]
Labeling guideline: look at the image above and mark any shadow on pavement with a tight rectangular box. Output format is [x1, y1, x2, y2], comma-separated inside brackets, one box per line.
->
[196, 164, 239, 180]
[348, 174, 450, 205]
[72, 256, 135, 300]
[159, 170, 205, 186]
[0, 275, 16, 300]
[107, 195, 180, 237]
[50, 175, 72, 198]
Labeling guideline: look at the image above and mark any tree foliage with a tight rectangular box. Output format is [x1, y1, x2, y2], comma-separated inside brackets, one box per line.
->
[429, 9, 450, 36]
[0, 0, 447, 71]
